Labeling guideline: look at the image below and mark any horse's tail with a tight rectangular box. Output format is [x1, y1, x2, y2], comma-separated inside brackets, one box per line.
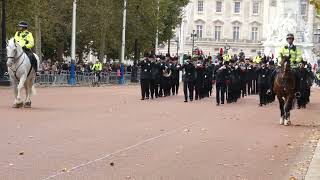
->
[31, 85, 37, 96]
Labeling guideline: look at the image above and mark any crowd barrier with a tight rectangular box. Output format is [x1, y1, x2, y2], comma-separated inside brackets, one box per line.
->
[35, 71, 137, 86]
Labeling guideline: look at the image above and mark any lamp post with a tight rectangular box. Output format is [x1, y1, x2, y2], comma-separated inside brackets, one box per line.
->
[69, 0, 77, 85]
[155, 0, 160, 55]
[120, 0, 127, 63]
[191, 30, 197, 55]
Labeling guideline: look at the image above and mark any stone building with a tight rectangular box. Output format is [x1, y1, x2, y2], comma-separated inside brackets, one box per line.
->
[159, 0, 319, 62]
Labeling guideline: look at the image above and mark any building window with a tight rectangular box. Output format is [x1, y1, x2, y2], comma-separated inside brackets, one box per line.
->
[301, 1, 307, 16]
[251, 49, 257, 53]
[234, 2, 241, 13]
[198, 1, 204, 12]
[253, 2, 259, 14]
[251, 27, 258, 41]
[317, 29, 320, 43]
[197, 25, 203, 38]
[270, 0, 277, 6]
[214, 26, 221, 40]
[216, 1, 222, 13]
[233, 26, 240, 41]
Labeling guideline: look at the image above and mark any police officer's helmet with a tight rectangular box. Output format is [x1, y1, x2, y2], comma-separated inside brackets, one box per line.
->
[18, 21, 29, 28]
[286, 33, 294, 40]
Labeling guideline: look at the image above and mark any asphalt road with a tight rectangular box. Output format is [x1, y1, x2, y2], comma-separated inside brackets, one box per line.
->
[0, 86, 319, 180]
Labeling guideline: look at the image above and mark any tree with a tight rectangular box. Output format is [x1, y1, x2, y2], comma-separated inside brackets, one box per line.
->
[2, 0, 189, 62]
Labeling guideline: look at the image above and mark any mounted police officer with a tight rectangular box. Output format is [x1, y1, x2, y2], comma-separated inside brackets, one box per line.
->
[278, 33, 302, 97]
[14, 21, 37, 72]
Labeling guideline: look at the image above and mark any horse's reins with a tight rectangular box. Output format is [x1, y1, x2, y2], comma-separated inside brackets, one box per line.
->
[8, 52, 26, 81]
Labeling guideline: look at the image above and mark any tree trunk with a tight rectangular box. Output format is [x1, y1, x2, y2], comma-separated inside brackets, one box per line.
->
[99, 25, 106, 62]
[78, 51, 83, 64]
[167, 39, 171, 56]
[134, 39, 139, 63]
[34, 4, 42, 63]
[56, 42, 64, 62]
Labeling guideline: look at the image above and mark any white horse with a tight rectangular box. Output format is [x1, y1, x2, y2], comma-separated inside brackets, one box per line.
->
[6, 38, 39, 108]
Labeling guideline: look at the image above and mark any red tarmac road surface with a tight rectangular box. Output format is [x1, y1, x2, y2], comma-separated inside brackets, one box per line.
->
[0, 86, 320, 180]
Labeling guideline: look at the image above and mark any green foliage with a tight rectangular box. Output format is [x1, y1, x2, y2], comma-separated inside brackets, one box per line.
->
[1, 0, 189, 61]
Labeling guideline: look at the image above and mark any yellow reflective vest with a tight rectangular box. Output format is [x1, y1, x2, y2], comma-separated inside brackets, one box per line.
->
[92, 62, 102, 71]
[254, 56, 262, 64]
[14, 30, 34, 49]
[278, 45, 302, 67]
[223, 54, 231, 62]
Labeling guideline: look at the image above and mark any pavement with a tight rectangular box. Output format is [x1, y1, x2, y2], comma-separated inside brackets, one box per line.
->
[305, 141, 320, 180]
[0, 86, 319, 180]
[305, 85, 320, 180]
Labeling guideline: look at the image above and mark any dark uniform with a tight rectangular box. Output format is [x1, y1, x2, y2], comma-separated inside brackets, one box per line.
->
[204, 63, 214, 97]
[246, 64, 254, 95]
[256, 64, 270, 106]
[158, 61, 166, 97]
[150, 60, 161, 99]
[213, 62, 227, 105]
[170, 62, 180, 95]
[195, 62, 205, 100]
[239, 63, 247, 97]
[138, 59, 152, 100]
[181, 60, 195, 102]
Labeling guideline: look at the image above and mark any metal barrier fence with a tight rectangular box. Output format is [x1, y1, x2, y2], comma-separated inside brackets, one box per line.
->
[35, 71, 137, 86]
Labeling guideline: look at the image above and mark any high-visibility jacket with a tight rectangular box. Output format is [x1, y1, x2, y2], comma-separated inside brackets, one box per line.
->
[254, 56, 262, 64]
[14, 30, 34, 49]
[223, 54, 231, 62]
[92, 62, 102, 71]
[317, 73, 320, 80]
[278, 45, 302, 67]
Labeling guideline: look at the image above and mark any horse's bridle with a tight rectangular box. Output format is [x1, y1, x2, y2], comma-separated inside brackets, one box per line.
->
[7, 51, 25, 81]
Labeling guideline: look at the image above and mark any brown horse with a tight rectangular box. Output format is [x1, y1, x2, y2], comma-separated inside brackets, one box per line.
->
[273, 58, 296, 126]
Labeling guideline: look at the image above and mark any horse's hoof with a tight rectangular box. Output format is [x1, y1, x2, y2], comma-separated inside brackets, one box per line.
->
[24, 102, 32, 108]
[12, 103, 23, 108]
[280, 118, 284, 125]
[284, 120, 291, 126]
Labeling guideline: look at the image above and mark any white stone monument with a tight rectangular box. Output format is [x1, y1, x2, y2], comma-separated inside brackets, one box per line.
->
[263, 0, 316, 64]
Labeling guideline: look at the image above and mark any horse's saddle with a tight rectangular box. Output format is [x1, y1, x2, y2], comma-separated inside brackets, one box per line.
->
[23, 49, 38, 73]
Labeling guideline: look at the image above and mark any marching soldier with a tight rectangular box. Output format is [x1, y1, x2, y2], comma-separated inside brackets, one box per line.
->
[213, 57, 227, 106]
[138, 56, 152, 100]
[195, 59, 205, 100]
[256, 62, 271, 106]
[181, 56, 195, 102]
[150, 55, 161, 99]
[171, 57, 180, 95]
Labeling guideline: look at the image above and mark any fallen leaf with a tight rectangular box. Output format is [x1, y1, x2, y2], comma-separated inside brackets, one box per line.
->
[110, 162, 114, 166]
[19, 152, 24, 155]
[184, 129, 190, 133]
